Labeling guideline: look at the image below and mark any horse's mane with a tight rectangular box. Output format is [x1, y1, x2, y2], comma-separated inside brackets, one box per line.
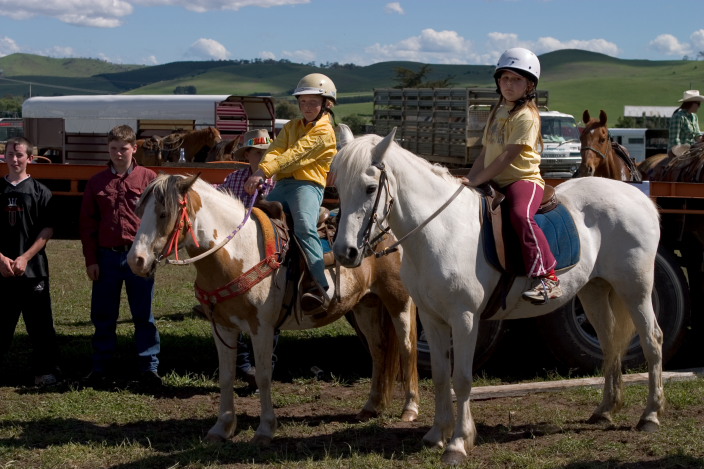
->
[137, 173, 245, 218]
[333, 134, 456, 196]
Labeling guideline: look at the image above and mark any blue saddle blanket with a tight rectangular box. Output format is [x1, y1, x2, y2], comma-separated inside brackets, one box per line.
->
[535, 204, 580, 270]
[483, 201, 580, 272]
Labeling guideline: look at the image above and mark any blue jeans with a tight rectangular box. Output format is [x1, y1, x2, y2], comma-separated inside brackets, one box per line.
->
[91, 248, 160, 373]
[266, 179, 328, 290]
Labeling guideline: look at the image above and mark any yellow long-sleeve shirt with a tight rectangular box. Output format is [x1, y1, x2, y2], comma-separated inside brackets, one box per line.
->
[258, 113, 337, 188]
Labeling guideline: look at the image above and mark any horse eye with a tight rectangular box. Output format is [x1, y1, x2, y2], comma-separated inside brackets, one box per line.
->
[366, 185, 377, 195]
[159, 211, 167, 219]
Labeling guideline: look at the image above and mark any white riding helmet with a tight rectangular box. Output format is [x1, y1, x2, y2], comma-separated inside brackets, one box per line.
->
[292, 73, 337, 103]
[494, 47, 541, 85]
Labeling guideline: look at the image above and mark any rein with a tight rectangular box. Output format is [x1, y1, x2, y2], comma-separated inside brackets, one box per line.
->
[160, 186, 263, 265]
[362, 162, 466, 258]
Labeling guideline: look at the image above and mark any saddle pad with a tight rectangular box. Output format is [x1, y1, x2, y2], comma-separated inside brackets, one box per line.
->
[482, 200, 580, 273]
[535, 204, 580, 271]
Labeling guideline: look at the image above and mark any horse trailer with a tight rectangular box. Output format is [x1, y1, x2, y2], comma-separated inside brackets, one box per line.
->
[608, 128, 668, 162]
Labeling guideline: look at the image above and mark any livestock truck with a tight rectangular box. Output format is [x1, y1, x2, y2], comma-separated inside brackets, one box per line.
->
[11, 94, 278, 238]
[373, 87, 582, 177]
[372, 88, 700, 373]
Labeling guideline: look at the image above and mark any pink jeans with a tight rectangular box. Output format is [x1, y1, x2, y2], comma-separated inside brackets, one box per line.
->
[502, 180, 556, 277]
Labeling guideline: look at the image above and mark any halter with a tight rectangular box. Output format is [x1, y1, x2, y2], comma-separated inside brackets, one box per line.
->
[159, 194, 200, 262]
[581, 130, 611, 160]
[159, 184, 265, 265]
[360, 162, 395, 256]
[361, 162, 466, 258]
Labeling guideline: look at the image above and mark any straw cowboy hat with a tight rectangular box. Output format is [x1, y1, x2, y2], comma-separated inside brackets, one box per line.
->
[678, 90, 704, 103]
[233, 129, 272, 159]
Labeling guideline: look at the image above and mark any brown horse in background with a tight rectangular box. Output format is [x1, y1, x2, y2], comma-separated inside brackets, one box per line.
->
[206, 135, 241, 162]
[135, 135, 163, 166]
[577, 110, 641, 181]
[161, 127, 222, 163]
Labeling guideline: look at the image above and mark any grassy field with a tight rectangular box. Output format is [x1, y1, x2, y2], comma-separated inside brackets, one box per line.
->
[1, 240, 704, 468]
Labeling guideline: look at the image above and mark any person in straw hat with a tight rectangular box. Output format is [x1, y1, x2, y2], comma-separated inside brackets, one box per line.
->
[668, 89, 704, 152]
[218, 128, 275, 202]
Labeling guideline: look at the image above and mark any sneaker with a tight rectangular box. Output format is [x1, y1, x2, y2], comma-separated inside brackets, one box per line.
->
[300, 289, 330, 314]
[238, 367, 258, 391]
[522, 276, 562, 304]
[82, 371, 112, 389]
[34, 374, 59, 387]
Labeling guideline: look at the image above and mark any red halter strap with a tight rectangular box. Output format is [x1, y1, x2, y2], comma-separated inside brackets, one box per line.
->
[161, 194, 200, 261]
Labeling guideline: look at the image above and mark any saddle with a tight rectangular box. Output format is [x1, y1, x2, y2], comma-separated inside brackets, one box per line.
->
[477, 182, 580, 319]
[611, 141, 642, 182]
[254, 200, 339, 322]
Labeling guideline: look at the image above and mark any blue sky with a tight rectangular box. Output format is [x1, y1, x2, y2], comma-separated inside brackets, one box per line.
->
[0, 0, 702, 66]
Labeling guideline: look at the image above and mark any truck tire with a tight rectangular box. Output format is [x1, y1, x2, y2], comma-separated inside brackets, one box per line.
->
[417, 314, 504, 374]
[536, 247, 690, 372]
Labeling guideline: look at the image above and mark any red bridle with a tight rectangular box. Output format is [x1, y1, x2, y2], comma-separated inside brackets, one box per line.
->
[160, 194, 200, 261]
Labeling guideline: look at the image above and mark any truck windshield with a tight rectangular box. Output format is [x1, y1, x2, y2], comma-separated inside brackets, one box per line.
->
[542, 117, 580, 143]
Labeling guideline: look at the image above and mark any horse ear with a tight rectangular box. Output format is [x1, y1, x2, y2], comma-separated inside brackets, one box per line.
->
[177, 173, 201, 195]
[372, 127, 397, 164]
[337, 124, 354, 149]
[583, 110, 590, 123]
[599, 110, 607, 125]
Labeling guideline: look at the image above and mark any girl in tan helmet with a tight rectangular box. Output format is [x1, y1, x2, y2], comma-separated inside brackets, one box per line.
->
[244, 73, 337, 313]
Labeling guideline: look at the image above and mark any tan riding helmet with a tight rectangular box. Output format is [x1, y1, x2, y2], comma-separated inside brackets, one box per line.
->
[292, 73, 337, 104]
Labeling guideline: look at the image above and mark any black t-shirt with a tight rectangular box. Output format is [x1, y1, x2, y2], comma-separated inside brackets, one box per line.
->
[0, 176, 54, 278]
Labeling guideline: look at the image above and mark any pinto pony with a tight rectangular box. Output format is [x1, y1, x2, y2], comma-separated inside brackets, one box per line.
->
[127, 173, 419, 445]
[331, 127, 664, 465]
[577, 110, 641, 181]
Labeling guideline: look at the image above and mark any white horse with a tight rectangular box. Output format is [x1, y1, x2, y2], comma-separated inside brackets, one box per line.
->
[331, 127, 664, 465]
[127, 173, 419, 445]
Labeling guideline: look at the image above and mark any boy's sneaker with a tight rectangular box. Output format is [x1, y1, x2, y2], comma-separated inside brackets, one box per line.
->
[139, 370, 164, 389]
[34, 374, 59, 387]
[522, 277, 562, 304]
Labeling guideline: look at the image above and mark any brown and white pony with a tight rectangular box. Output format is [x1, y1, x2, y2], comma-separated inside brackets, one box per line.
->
[127, 173, 419, 445]
[577, 110, 641, 181]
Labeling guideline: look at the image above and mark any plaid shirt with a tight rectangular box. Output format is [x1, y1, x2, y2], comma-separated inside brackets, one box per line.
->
[217, 167, 274, 204]
[669, 108, 702, 150]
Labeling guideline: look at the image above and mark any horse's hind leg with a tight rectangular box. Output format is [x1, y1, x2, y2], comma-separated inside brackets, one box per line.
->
[350, 295, 420, 421]
[206, 322, 239, 442]
[578, 280, 630, 424]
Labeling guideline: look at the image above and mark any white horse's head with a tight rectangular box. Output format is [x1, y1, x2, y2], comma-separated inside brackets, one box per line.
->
[332, 127, 398, 267]
[128, 173, 200, 276]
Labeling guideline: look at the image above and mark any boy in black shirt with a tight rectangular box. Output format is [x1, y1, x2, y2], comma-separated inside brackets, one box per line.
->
[0, 137, 61, 386]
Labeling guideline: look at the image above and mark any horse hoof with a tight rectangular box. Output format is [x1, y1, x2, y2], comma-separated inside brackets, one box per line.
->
[356, 409, 380, 422]
[205, 432, 228, 443]
[587, 413, 612, 425]
[422, 437, 444, 450]
[636, 420, 660, 433]
[441, 449, 467, 466]
[401, 409, 418, 422]
[250, 434, 273, 447]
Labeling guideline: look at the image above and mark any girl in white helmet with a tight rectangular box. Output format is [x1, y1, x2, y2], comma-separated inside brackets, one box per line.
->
[462, 48, 561, 303]
[244, 73, 337, 312]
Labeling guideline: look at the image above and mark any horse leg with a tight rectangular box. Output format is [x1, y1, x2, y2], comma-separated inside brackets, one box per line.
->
[206, 322, 239, 442]
[418, 310, 455, 450]
[578, 280, 630, 425]
[610, 275, 664, 432]
[350, 296, 393, 421]
[439, 312, 479, 465]
[249, 325, 278, 445]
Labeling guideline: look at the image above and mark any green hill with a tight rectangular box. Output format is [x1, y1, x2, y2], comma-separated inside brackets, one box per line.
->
[2, 50, 703, 123]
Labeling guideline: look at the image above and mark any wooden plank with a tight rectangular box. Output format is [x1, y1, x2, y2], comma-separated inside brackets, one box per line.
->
[469, 368, 704, 401]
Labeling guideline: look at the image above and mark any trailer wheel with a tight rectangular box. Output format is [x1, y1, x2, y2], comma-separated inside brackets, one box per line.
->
[417, 313, 504, 374]
[536, 247, 690, 372]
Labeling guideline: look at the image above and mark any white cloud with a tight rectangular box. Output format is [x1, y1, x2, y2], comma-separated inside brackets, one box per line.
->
[649, 34, 690, 57]
[185, 38, 231, 60]
[133, 0, 309, 13]
[0, 0, 132, 27]
[0, 37, 21, 57]
[44, 46, 78, 58]
[260, 51, 277, 60]
[385, 2, 404, 14]
[282, 49, 316, 63]
[689, 30, 704, 53]
[142, 55, 159, 65]
[365, 28, 476, 64]
[533, 37, 620, 57]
